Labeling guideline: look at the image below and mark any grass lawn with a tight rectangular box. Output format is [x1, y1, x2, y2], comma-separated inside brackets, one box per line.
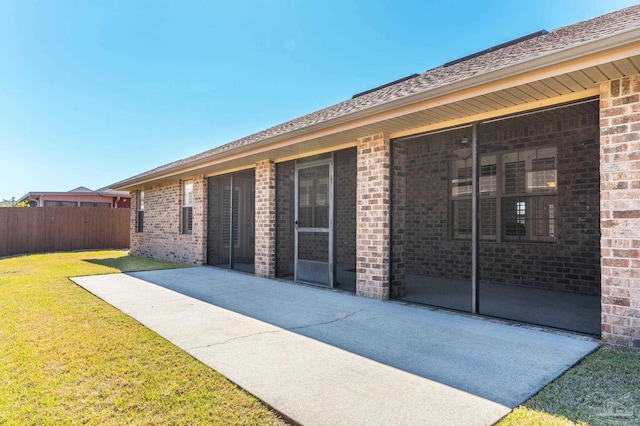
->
[497, 345, 640, 426]
[2, 250, 639, 426]
[0, 250, 286, 425]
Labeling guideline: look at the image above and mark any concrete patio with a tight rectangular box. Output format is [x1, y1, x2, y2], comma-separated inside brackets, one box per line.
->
[72, 266, 599, 425]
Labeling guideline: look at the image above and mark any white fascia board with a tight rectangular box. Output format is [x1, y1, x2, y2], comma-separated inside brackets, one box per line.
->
[112, 27, 640, 191]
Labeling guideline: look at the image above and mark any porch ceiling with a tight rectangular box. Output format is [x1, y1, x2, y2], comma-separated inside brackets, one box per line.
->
[384, 56, 640, 139]
[197, 55, 640, 174]
[117, 51, 640, 188]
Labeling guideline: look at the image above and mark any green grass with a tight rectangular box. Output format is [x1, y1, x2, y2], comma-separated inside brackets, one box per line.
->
[497, 345, 640, 425]
[0, 250, 286, 425]
[3, 250, 639, 425]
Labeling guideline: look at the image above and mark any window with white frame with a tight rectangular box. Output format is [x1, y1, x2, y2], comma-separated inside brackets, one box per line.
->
[451, 155, 497, 240]
[137, 190, 144, 233]
[502, 147, 557, 242]
[182, 181, 193, 235]
[479, 159, 498, 239]
[451, 147, 557, 242]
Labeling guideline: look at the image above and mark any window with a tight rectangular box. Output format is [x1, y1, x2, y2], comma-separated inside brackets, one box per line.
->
[480, 198, 497, 238]
[451, 166, 472, 197]
[182, 181, 193, 235]
[451, 147, 557, 243]
[44, 200, 78, 207]
[451, 160, 472, 240]
[502, 148, 557, 242]
[80, 202, 112, 208]
[222, 187, 239, 247]
[452, 199, 472, 239]
[137, 191, 144, 233]
[451, 155, 497, 240]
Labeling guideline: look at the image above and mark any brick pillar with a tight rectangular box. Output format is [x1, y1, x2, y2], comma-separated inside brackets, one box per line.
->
[356, 133, 391, 300]
[129, 190, 141, 256]
[255, 160, 276, 278]
[193, 175, 207, 265]
[600, 74, 640, 347]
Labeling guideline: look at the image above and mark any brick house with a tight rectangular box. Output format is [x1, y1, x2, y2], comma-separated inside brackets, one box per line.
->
[112, 5, 640, 347]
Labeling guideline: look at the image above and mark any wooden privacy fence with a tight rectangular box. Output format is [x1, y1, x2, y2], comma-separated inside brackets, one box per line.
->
[0, 207, 130, 257]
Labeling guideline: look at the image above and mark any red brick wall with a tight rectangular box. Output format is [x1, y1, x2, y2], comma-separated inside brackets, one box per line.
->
[600, 74, 640, 347]
[479, 104, 600, 295]
[393, 128, 472, 283]
[390, 140, 407, 298]
[356, 133, 391, 299]
[130, 176, 207, 264]
[274, 149, 356, 279]
[391, 103, 600, 296]
[335, 148, 357, 268]
[114, 197, 131, 209]
[255, 160, 276, 278]
[275, 160, 295, 278]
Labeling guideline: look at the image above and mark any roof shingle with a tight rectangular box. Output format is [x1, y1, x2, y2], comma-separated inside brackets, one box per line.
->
[119, 4, 640, 185]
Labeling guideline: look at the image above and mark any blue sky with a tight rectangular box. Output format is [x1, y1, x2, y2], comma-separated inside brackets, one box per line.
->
[0, 0, 637, 200]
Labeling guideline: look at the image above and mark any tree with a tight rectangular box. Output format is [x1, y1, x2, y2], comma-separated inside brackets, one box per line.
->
[0, 197, 29, 207]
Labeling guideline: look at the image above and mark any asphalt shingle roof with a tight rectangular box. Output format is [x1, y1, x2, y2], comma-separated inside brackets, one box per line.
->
[121, 4, 640, 185]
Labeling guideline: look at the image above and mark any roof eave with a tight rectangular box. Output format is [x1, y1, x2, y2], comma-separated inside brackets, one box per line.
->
[19, 191, 107, 197]
[112, 26, 640, 191]
[17, 193, 33, 203]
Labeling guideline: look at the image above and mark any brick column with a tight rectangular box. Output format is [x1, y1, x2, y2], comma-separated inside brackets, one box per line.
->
[255, 160, 276, 278]
[129, 190, 142, 255]
[193, 175, 207, 265]
[356, 133, 391, 300]
[600, 74, 640, 347]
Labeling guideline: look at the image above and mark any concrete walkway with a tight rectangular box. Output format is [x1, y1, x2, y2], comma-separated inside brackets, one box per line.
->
[72, 267, 599, 426]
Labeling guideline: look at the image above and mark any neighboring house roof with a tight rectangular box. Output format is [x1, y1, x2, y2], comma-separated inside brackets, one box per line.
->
[68, 186, 94, 192]
[112, 4, 640, 190]
[95, 185, 131, 196]
[18, 187, 130, 203]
